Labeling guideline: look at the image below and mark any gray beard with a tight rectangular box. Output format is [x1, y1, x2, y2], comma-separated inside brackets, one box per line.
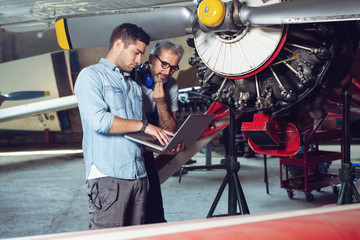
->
[154, 75, 168, 84]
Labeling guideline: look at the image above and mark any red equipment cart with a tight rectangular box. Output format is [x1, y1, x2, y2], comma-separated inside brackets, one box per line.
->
[279, 128, 342, 201]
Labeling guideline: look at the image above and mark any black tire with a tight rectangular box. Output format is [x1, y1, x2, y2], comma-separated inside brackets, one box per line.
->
[287, 189, 294, 199]
[305, 192, 314, 201]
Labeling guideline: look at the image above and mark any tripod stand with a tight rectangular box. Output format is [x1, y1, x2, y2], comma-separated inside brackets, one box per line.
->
[178, 108, 250, 216]
[209, 108, 249, 216]
[337, 82, 360, 204]
[180, 108, 250, 216]
[207, 108, 249, 216]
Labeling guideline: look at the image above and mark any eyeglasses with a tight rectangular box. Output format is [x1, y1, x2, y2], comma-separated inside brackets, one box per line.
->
[154, 54, 179, 72]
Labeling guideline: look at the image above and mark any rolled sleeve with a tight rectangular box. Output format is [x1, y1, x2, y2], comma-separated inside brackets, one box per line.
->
[75, 67, 114, 133]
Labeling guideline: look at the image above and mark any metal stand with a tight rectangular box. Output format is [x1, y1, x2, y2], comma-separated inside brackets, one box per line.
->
[179, 108, 250, 216]
[337, 82, 360, 204]
[207, 108, 250, 217]
[264, 154, 270, 194]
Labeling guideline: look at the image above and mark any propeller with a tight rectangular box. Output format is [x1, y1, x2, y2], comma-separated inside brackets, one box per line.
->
[0, 91, 50, 106]
[55, 0, 360, 49]
[55, 6, 195, 49]
[240, 0, 360, 26]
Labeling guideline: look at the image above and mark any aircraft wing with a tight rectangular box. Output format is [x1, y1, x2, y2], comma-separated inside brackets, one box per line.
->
[0, 95, 78, 123]
[7, 204, 360, 240]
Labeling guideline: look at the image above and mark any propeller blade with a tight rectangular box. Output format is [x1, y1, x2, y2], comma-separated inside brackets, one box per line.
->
[55, 6, 194, 50]
[241, 0, 360, 25]
[1, 91, 50, 101]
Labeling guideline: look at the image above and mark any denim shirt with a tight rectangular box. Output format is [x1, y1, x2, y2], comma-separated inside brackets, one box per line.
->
[75, 58, 146, 180]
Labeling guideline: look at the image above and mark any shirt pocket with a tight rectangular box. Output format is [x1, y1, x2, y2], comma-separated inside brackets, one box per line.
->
[104, 86, 127, 118]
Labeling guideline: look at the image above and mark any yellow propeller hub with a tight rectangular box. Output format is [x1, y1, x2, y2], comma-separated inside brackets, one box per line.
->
[197, 0, 226, 27]
[55, 19, 70, 50]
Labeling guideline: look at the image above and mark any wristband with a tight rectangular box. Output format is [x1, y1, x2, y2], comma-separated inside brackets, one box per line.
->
[140, 120, 149, 133]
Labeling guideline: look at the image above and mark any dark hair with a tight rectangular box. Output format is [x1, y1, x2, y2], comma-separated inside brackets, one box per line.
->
[109, 23, 150, 51]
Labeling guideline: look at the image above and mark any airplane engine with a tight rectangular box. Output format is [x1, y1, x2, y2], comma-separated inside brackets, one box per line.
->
[189, 18, 359, 156]
[189, 21, 359, 119]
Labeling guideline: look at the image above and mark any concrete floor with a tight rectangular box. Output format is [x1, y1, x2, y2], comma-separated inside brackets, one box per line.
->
[0, 142, 359, 239]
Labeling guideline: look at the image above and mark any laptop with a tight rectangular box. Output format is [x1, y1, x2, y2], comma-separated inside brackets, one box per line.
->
[125, 114, 216, 152]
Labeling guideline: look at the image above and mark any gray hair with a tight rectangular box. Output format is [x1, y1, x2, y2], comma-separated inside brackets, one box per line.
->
[150, 40, 184, 63]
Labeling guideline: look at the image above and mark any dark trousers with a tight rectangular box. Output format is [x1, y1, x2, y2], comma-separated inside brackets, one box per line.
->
[86, 177, 147, 229]
[143, 151, 166, 224]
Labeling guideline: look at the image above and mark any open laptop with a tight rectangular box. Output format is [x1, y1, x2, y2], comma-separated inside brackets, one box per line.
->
[125, 114, 216, 152]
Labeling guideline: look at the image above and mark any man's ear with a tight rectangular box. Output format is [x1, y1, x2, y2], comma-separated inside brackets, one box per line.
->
[148, 54, 154, 64]
[115, 39, 124, 51]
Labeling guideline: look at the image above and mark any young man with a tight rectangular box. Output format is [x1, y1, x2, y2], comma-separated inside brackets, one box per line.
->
[74, 23, 173, 230]
[133, 40, 184, 223]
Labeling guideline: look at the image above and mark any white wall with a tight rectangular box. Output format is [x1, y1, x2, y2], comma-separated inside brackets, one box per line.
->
[0, 51, 71, 131]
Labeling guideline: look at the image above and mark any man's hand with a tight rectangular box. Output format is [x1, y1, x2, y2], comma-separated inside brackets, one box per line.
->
[152, 81, 178, 133]
[144, 123, 174, 146]
[167, 141, 185, 154]
[145, 141, 185, 155]
[152, 81, 166, 104]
